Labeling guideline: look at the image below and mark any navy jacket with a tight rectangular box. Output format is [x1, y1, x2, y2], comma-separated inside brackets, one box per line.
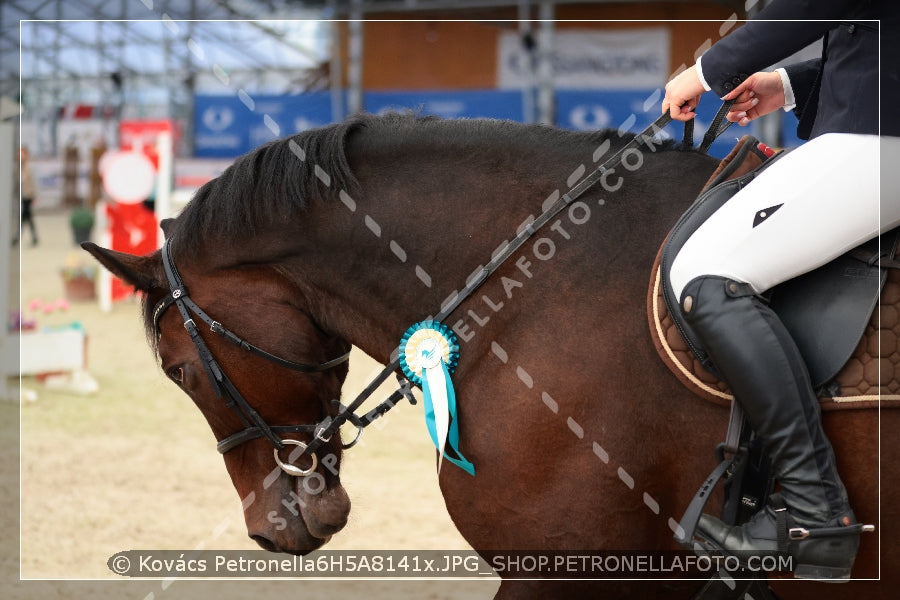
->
[700, 0, 899, 139]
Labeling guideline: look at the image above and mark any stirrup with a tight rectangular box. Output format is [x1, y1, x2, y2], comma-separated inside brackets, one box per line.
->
[676, 399, 751, 548]
[675, 444, 748, 549]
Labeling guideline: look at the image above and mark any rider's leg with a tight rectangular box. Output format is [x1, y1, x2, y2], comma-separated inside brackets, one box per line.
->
[669, 133, 899, 577]
[680, 274, 859, 577]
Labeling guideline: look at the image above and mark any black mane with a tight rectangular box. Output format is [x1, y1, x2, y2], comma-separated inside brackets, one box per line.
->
[168, 112, 677, 256]
[148, 113, 682, 355]
[170, 113, 363, 256]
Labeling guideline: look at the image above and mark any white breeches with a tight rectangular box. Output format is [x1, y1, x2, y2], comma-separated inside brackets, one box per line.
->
[669, 133, 900, 300]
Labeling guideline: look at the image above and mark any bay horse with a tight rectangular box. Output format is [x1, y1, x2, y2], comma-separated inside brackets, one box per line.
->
[84, 113, 897, 599]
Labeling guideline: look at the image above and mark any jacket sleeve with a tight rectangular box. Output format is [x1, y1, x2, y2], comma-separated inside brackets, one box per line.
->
[699, 0, 856, 97]
[783, 58, 822, 122]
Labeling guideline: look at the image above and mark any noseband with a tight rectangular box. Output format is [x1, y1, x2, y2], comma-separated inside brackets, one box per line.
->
[154, 238, 352, 476]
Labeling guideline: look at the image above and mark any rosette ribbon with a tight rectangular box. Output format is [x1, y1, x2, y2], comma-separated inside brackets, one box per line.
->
[399, 320, 475, 476]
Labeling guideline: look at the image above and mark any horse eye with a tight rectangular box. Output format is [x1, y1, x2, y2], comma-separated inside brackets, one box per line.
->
[167, 367, 185, 384]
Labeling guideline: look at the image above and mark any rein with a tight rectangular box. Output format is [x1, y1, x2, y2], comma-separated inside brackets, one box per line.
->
[308, 102, 735, 458]
[155, 103, 734, 476]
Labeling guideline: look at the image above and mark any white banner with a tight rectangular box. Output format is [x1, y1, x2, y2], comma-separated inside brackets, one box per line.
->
[28, 159, 85, 210]
[498, 28, 670, 90]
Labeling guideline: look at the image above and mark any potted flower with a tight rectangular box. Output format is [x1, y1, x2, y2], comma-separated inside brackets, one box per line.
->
[60, 252, 97, 301]
[69, 204, 95, 245]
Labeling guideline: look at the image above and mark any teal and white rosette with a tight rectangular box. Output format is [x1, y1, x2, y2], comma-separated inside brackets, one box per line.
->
[399, 320, 474, 476]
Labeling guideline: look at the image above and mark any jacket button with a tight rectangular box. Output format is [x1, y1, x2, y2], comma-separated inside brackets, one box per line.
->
[732, 76, 742, 85]
[723, 82, 733, 91]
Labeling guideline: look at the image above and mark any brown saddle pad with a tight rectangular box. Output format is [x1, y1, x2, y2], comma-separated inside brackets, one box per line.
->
[647, 247, 900, 411]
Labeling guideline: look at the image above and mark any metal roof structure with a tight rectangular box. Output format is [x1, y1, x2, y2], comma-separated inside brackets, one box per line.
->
[3, 0, 743, 109]
[3, 1, 332, 113]
[3, 0, 751, 153]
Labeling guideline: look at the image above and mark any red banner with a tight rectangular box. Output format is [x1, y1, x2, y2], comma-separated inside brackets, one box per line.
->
[119, 119, 179, 169]
[105, 119, 177, 302]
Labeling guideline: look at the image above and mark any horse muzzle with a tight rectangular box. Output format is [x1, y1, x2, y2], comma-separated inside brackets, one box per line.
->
[247, 475, 351, 555]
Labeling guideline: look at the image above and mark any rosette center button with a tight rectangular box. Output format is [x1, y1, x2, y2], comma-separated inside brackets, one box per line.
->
[417, 338, 442, 369]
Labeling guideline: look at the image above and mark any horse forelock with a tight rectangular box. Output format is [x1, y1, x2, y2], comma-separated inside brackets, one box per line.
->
[141, 291, 161, 359]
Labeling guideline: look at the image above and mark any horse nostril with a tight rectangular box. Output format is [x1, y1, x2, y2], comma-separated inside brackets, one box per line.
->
[250, 534, 278, 553]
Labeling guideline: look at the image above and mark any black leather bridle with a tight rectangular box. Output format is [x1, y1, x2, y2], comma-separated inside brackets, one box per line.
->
[152, 105, 732, 478]
[154, 238, 353, 476]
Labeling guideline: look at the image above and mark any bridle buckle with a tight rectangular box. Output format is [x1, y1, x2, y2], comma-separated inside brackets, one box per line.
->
[315, 426, 332, 443]
[314, 414, 335, 443]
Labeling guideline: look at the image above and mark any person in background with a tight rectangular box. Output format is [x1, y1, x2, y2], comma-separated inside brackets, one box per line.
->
[13, 147, 39, 247]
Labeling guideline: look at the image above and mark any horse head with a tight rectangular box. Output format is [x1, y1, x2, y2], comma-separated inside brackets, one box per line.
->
[83, 240, 353, 555]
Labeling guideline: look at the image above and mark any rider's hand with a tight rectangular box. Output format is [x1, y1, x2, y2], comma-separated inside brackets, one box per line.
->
[662, 66, 706, 122]
[723, 71, 787, 126]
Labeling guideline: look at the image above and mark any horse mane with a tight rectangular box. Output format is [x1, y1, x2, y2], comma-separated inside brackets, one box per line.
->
[169, 114, 362, 256]
[150, 113, 681, 355]
[169, 112, 679, 257]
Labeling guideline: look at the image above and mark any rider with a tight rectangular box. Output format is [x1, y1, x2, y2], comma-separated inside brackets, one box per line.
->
[662, 0, 899, 578]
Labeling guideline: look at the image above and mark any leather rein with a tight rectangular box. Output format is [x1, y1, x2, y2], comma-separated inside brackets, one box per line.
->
[153, 104, 733, 477]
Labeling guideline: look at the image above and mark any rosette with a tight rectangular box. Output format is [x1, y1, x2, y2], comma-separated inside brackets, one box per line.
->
[399, 320, 474, 475]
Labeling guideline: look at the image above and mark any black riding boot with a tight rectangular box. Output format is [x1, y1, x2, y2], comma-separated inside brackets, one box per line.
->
[680, 275, 862, 579]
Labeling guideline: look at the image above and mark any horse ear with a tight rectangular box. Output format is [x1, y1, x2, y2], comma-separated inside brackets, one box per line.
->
[81, 242, 162, 293]
[160, 218, 175, 239]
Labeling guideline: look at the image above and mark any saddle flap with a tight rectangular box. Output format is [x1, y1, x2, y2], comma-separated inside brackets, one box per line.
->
[699, 134, 775, 194]
[768, 231, 895, 388]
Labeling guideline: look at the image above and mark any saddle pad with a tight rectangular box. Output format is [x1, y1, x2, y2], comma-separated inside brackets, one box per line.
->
[648, 247, 900, 411]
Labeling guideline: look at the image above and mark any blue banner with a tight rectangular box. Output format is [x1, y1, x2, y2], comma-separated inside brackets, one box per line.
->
[194, 89, 800, 159]
[194, 92, 333, 157]
[194, 90, 524, 157]
[781, 113, 803, 148]
[364, 89, 524, 121]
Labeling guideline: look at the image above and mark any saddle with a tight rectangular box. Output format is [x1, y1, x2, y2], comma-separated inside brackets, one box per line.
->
[649, 135, 900, 411]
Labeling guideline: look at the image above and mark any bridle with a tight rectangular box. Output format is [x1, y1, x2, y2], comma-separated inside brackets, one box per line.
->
[153, 104, 733, 478]
[155, 238, 353, 476]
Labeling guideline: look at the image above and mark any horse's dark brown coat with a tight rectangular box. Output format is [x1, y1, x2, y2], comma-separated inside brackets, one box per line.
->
[84, 115, 897, 599]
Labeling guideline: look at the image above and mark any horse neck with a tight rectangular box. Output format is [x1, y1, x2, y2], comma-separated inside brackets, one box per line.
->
[281, 129, 717, 365]
[279, 140, 580, 362]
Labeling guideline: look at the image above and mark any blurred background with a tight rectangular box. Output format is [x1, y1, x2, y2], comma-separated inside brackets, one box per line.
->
[4, 1, 808, 217]
[2, 1, 815, 598]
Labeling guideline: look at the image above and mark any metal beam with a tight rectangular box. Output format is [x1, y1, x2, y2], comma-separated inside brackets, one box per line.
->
[536, 1, 554, 125]
[347, 0, 363, 114]
[329, 0, 697, 14]
[217, 0, 324, 62]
